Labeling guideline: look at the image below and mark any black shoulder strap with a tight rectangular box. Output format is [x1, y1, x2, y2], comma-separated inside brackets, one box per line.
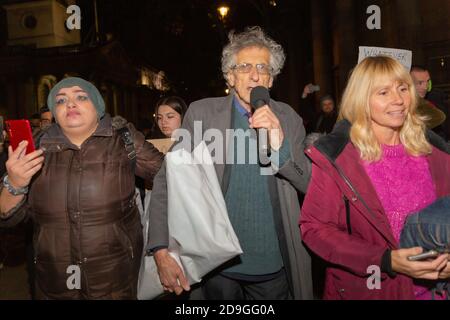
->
[110, 116, 136, 169]
[117, 126, 136, 169]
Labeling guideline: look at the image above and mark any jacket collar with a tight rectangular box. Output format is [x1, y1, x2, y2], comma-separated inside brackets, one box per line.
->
[40, 114, 113, 150]
[315, 119, 450, 162]
[314, 119, 351, 162]
[426, 130, 450, 155]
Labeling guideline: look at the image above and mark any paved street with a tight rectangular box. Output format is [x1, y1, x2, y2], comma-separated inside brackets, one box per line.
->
[0, 262, 30, 300]
[0, 224, 31, 300]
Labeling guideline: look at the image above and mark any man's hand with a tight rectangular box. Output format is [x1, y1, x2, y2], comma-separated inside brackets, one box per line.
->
[302, 83, 318, 98]
[249, 105, 284, 151]
[153, 248, 190, 295]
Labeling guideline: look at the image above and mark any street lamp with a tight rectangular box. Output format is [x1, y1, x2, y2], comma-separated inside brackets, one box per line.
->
[218, 6, 230, 20]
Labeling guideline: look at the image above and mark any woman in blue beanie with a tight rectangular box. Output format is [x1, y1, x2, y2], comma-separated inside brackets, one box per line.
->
[0, 77, 164, 299]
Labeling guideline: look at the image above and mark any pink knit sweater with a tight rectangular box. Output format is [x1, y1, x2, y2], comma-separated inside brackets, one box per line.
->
[363, 144, 440, 299]
[363, 144, 436, 242]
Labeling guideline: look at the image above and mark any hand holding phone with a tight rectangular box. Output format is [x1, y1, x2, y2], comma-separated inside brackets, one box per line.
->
[407, 250, 439, 261]
[392, 247, 448, 280]
[2, 120, 44, 195]
[5, 120, 36, 154]
[3, 140, 44, 195]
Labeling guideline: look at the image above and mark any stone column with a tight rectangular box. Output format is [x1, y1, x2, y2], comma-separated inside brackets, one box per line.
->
[311, 0, 333, 104]
[394, 0, 424, 64]
[332, 0, 358, 98]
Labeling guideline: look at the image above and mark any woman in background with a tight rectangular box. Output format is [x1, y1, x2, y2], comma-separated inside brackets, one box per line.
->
[152, 96, 187, 138]
[137, 96, 187, 203]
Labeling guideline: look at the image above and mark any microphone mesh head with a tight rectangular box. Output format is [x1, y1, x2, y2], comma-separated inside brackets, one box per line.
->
[250, 86, 270, 109]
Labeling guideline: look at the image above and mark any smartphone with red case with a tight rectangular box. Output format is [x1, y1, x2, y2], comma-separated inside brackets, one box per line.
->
[5, 119, 36, 154]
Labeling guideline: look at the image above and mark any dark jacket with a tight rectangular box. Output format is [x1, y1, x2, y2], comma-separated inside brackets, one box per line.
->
[427, 89, 449, 141]
[0, 114, 164, 299]
[314, 111, 337, 134]
[148, 93, 313, 299]
[300, 120, 450, 300]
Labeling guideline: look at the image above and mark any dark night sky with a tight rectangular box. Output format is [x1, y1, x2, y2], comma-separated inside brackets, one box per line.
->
[77, 0, 311, 103]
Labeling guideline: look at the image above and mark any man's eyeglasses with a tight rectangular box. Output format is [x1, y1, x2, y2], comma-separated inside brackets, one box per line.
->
[231, 63, 272, 75]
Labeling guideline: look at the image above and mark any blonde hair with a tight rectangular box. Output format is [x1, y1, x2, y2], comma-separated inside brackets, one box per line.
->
[338, 56, 431, 161]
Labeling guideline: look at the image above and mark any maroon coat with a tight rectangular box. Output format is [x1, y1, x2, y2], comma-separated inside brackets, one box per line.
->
[300, 120, 450, 300]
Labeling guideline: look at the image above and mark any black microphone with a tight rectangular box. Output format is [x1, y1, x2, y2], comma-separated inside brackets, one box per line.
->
[250, 86, 271, 166]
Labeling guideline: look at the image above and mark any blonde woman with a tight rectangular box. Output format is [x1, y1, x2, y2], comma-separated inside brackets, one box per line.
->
[300, 56, 450, 299]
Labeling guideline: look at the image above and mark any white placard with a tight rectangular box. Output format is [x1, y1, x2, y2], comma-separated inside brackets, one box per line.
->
[358, 46, 412, 71]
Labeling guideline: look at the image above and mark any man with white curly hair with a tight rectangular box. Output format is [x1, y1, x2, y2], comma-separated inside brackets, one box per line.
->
[148, 26, 313, 300]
